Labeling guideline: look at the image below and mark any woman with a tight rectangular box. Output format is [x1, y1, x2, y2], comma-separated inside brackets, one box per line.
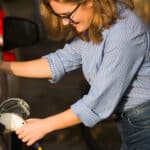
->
[0, 0, 150, 149]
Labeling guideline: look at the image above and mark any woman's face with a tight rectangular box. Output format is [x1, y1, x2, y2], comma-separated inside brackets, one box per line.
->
[50, 0, 94, 33]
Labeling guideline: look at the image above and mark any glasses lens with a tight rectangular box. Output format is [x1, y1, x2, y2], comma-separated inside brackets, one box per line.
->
[50, 3, 80, 24]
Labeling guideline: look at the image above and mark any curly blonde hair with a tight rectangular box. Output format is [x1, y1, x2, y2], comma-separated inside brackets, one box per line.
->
[40, 0, 133, 44]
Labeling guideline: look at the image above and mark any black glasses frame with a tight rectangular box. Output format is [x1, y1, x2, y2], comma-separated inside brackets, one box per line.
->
[50, 3, 81, 24]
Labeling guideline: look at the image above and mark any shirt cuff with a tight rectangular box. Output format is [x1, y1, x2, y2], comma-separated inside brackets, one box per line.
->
[71, 100, 101, 127]
[42, 53, 65, 83]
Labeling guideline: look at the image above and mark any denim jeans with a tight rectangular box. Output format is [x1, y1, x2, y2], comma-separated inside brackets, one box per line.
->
[116, 100, 150, 150]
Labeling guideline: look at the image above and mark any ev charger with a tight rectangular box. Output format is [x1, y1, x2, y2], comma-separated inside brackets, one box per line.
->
[0, 112, 25, 133]
[0, 98, 42, 150]
[0, 98, 30, 133]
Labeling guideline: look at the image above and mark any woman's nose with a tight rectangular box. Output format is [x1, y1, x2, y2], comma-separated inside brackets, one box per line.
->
[62, 18, 70, 26]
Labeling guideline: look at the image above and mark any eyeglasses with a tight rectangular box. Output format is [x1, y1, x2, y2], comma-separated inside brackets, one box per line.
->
[50, 3, 81, 24]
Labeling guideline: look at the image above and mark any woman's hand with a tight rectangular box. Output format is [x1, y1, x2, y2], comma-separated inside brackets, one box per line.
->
[16, 118, 52, 146]
[15, 109, 81, 146]
[0, 60, 2, 66]
[0, 60, 4, 70]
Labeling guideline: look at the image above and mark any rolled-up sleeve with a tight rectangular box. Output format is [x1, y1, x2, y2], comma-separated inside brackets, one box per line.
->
[71, 25, 147, 127]
[43, 38, 84, 83]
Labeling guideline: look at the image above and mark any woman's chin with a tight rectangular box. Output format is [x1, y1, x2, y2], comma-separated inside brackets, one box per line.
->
[75, 26, 86, 33]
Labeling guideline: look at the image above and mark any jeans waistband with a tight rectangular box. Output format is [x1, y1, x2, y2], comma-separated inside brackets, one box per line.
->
[114, 100, 150, 121]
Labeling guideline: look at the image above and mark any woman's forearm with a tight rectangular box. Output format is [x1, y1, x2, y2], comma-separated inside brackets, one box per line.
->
[46, 109, 81, 132]
[0, 58, 52, 78]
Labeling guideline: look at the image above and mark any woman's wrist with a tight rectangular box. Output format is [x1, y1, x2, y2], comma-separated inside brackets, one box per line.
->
[0, 60, 2, 69]
[0, 60, 7, 71]
[0, 61, 12, 74]
[44, 109, 81, 133]
[43, 117, 57, 134]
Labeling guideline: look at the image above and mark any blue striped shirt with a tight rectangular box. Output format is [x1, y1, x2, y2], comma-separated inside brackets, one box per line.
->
[43, 5, 150, 127]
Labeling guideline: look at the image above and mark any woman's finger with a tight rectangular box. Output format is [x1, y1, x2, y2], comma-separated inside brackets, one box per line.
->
[25, 118, 38, 123]
[26, 138, 37, 146]
[16, 126, 25, 135]
[22, 136, 31, 143]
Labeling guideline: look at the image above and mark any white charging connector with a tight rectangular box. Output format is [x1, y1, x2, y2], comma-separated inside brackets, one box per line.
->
[0, 113, 25, 133]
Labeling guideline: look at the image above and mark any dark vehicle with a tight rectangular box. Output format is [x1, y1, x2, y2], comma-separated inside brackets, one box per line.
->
[0, 13, 41, 101]
[0, 4, 17, 150]
[0, 7, 41, 150]
[0, 4, 17, 104]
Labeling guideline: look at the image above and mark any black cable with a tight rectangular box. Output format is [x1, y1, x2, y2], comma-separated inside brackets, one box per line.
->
[0, 123, 9, 150]
[0, 123, 5, 133]
[0, 133, 9, 150]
